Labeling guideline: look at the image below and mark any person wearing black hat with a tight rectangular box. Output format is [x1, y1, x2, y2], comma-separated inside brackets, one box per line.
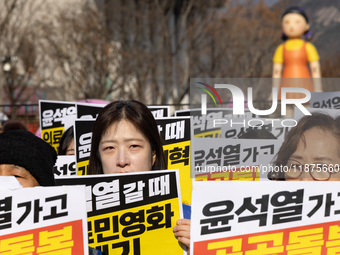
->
[0, 130, 57, 187]
[0, 130, 105, 254]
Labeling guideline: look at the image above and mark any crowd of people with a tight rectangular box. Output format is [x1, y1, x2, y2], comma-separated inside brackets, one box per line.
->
[0, 6, 337, 253]
[1, 97, 340, 254]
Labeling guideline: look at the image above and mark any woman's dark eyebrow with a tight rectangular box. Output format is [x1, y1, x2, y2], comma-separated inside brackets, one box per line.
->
[101, 138, 145, 143]
[289, 155, 335, 162]
[289, 155, 303, 160]
[313, 156, 335, 162]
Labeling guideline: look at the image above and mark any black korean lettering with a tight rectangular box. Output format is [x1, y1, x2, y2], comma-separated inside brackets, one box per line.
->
[120, 210, 146, 238]
[238, 214, 267, 226]
[43, 131, 53, 146]
[235, 197, 257, 215]
[44, 194, 68, 220]
[206, 112, 223, 130]
[78, 165, 88, 175]
[164, 149, 169, 166]
[271, 189, 304, 224]
[169, 146, 190, 166]
[203, 201, 234, 216]
[260, 145, 275, 155]
[235, 128, 246, 138]
[200, 200, 234, 235]
[235, 195, 269, 226]
[308, 195, 322, 218]
[192, 115, 206, 132]
[271, 190, 303, 206]
[53, 166, 60, 176]
[205, 147, 222, 165]
[52, 130, 63, 145]
[112, 238, 140, 255]
[164, 203, 173, 228]
[195, 150, 205, 167]
[332, 97, 340, 109]
[275, 127, 284, 139]
[88, 221, 94, 244]
[312, 102, 320, 108]
[17, 201, 31, 225]
[97, 244, 108, 255]
[0, 196, 12, 229]
[146, 203, 174, 231]
[95, 216, 119, 242]
[34, 199, 43, 223]
[200, 216, 234, 235]
[243, 147, 259, 163]
[224, 129, 237, 138]
[321, 99, 331, 108]
[261, 124, 273, 133]
[336, 192, 340, 215]
[325, 193, 335, 217]
[69, 162, 76, 175]
[54, 164, 68, 176]
[223, 144, 241, 165]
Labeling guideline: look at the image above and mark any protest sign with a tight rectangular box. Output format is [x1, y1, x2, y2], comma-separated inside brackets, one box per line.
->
[157, 117, 192, 205]
[0, 186, 88, 254]
[191, 181, 340, 255]
[294, 107, 340, 121]
[193, 138, 283, 180]
[220, 117, 292, 140]
[39, 100, 77, 152]
[310, 91, 340, 109]
[74, 119, 95, 175]
[175, 108, 252, 138]
[148, 105, 170, 118]
[56, 170, 184, 255]
[54, 155, 77, 178]
[76, 102, 106, 119]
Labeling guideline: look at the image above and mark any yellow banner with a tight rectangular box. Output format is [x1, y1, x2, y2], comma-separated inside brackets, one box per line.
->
[77, 160, 89, 175]
[41, 126, 64, 152]
[164, 140, 192, 205]
[88, 198, 183, 255]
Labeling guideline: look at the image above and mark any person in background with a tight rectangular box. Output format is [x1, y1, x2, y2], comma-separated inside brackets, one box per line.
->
[1, 120, 28, 132]
[58, 126, 75, 155]
[268, 113, 340, 181]
[88, 100, 191, 251]
[0, 129, 103, 255]
[0, 130, 57, 187]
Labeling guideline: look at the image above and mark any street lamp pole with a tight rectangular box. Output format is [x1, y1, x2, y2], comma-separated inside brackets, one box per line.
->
[1, 56, 17, 118]
[0, 56, 12, 108]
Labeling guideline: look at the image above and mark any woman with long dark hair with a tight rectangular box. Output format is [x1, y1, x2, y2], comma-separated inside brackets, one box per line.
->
[88, 100, 190, 250]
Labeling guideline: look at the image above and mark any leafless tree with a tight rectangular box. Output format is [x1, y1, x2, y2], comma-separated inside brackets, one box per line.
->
[40, 1, 123, 101]
[0, 0, 52, 119]
[41, 0, 282, 105]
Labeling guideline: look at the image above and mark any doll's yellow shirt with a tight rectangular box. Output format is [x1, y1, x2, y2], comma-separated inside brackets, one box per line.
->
[273, 39, 319, 63]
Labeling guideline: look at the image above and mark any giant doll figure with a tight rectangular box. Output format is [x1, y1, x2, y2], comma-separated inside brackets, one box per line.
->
[272, 6, 322, 97]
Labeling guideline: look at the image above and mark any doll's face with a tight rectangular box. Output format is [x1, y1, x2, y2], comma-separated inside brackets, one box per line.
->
[282, 13, 309, 39]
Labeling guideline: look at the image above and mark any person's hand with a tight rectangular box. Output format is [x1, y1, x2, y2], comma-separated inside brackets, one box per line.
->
[173, 219, 191, 251]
